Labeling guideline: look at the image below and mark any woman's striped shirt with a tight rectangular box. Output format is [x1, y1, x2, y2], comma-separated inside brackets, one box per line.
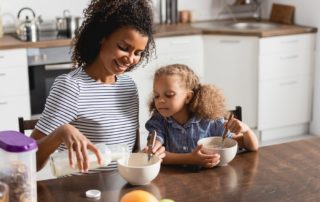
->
[35, 67, 139, 171]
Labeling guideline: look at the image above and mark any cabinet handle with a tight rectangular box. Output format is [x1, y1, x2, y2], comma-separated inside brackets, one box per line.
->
[279, 80, 298, 86]
[170, 40, 190, 46]
[280, 39, 299, 44]
[219, 40, 240, 44]
[0, 73, 6, 77]
[280, 55, 299, 60]
[0, 101, 8, 105]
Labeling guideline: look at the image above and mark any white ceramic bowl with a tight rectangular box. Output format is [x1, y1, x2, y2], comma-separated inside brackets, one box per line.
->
[117, 153, 161, 185]
[197, 136, 238, 166]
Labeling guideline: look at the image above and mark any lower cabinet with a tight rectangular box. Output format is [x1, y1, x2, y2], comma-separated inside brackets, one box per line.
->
[204, 33, 316, 142]
[0, 48, 31, 131]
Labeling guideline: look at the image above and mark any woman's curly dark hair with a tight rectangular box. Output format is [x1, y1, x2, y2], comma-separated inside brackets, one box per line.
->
[71, 0, 155, 71]
[149, 64, 228, 120]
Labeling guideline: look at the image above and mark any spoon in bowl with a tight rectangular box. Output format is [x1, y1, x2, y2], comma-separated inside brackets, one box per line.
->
[221, 113, 234, 147]
[147, 130, 157, 161]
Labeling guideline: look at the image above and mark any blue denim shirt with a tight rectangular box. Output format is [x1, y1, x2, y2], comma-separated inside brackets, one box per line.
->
[145, 113, 232, 153]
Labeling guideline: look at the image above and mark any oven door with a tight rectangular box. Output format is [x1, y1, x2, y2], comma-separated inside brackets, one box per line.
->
[29, 63, 72, 116]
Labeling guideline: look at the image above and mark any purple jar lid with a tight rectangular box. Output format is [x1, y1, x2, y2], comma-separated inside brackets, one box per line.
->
[0, 130, 37, 152]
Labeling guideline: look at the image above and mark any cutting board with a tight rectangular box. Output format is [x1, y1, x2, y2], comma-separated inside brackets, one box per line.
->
[270, 3, 295, 24]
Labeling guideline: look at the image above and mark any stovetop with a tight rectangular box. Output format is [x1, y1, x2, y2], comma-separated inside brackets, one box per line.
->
[13, 30, 71, 42]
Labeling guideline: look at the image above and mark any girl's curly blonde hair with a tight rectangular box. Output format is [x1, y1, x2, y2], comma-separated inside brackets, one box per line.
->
[149, 64, 228, 120]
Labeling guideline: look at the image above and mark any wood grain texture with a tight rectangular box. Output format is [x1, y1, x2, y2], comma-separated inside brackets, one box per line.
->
[270, 3, 295, 24]
[37, 137, 320, 202]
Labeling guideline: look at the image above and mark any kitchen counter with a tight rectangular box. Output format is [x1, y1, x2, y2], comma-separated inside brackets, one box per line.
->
[37, 137, 320, 202]
[0, 20, 317, 50]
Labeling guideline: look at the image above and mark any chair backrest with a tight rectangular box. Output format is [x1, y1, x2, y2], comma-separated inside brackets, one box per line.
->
[229, 106, 242, 121]
[18, 117, 38, 134]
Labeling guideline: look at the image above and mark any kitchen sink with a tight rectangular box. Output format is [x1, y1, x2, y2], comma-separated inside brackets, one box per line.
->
[191, 21, 281, 31]
[228, 22, 281, 30]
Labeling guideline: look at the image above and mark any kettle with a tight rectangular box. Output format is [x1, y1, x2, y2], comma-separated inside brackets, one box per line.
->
[16, 7, 40, 42]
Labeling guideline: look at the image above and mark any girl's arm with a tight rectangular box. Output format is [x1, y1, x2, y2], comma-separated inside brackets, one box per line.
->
[227, 119, 259, 151]
[162, 145, 220, 168]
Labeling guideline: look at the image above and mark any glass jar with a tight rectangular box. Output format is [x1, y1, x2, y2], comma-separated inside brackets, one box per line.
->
[0, 130, 38, 202]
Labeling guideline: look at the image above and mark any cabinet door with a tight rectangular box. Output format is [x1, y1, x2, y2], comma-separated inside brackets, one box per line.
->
[258, 76, 312, 130]
[203, 35, 259, 128]
[0, 49, 28, 68]
[0, 67, 29, 96]
[0, 95, 31, 130]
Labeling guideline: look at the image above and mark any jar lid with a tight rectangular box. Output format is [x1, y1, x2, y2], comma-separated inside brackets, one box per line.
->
[0, 130, 37, 152]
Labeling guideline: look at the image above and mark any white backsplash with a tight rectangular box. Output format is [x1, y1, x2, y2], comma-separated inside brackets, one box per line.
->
[1, 0, 257, 32]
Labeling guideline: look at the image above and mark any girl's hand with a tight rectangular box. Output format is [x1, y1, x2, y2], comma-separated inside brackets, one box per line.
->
[143, 140, 166, 161]
[225, 117, 250, 134]
[55, 124, 103, 172]
[192, 145, 220, 168]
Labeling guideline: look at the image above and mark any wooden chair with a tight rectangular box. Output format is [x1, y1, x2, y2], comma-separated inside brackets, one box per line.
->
[229, 106, 242, 121]
[18, 117, 38, 134]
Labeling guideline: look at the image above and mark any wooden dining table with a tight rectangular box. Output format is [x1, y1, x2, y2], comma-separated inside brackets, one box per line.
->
[37, 137, 320, 202]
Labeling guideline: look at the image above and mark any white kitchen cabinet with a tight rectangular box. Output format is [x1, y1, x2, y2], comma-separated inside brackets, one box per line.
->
[258, 34, 315, 141]
[0, 48, 31, 131]
[203, 33, 316, 142]
[203, 35, 259, 129]
[127, 35, 204, 138]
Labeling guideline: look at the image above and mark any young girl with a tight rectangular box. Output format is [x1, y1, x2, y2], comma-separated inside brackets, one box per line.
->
[145, 64, 258, 168]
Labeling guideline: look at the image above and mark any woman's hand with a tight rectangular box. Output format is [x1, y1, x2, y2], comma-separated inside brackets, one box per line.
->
[55, 124, 103, 172]
[192, 145, 220, 168]
[143, 140, 166, 161]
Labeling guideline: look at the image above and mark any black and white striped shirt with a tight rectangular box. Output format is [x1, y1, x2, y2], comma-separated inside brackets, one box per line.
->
[36, 67, 139, 171]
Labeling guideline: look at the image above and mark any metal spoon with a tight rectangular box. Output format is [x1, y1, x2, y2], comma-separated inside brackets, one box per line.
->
[221, 113, 234, 147]
[147, 130, 157, 161]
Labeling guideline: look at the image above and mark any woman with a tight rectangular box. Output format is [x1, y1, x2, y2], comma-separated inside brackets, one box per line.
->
[31, 0, 165, 173]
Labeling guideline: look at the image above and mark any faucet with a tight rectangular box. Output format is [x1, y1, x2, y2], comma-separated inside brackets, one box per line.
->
[252, 0, 262, 21]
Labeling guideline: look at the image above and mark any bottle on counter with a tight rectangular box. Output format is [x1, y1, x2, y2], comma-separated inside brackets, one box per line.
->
[49, 143, 130, 177]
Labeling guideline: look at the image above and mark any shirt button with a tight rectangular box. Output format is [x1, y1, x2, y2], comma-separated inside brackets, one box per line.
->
[183, 146, 187, 151]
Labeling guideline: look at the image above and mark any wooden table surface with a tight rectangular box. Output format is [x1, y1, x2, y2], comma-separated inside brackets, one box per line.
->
[37, 137, 320, 202]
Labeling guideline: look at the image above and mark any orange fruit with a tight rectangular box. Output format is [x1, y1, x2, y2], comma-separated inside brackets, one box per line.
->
[120, 190, 158, 202]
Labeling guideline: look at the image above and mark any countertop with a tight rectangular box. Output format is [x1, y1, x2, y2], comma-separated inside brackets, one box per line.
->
[37, 137, 320, 202]
[0, 19, 317, 50]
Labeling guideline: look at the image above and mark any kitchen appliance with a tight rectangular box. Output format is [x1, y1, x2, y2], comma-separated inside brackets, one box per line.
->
[27, 46, 72, 116]
[0, 131, 38, 202]
[56, 10, 82, 38]
[16, 7, 41, 42]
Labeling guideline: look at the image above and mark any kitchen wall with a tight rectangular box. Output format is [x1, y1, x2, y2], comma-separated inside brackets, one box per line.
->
[265, 0, 320, 135]
[1, 0, 255, 32]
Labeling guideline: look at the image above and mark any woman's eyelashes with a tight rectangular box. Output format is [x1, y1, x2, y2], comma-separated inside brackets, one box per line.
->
[117, 44, 143, 56]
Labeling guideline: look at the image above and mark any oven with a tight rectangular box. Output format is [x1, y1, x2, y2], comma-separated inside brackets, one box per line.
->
[27, 46, 72, 117]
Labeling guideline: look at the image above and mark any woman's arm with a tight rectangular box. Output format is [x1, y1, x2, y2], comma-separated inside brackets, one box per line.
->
[31, 124, 102, 172]
[31, 128, 64, 171]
